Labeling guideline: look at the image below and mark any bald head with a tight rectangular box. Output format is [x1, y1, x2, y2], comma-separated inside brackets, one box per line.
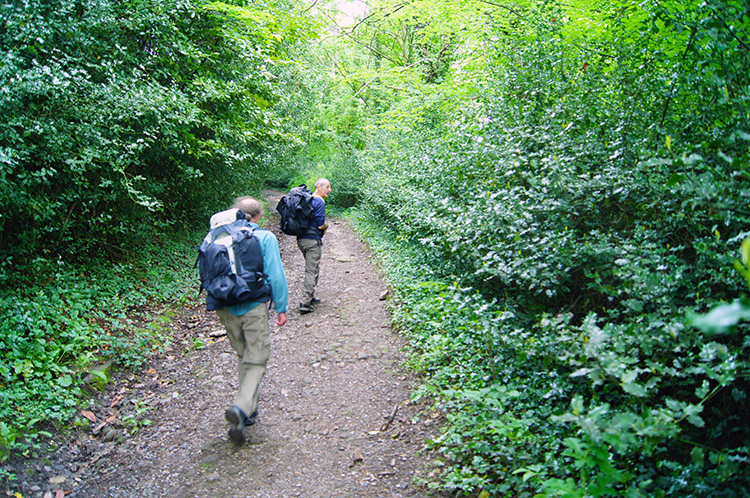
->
[314, 178, 332, 199]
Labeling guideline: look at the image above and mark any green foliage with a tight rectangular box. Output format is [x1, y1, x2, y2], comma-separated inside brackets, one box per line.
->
[265, 39, 368, 207]
[0, 231, 197, 461]
[0, 0, 319, 463]
[3, 0, 749, 493]
[334, 0, 750, 495]
[0, 0, 315, 269]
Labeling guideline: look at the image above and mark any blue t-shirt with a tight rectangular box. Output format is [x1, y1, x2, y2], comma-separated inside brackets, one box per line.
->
[227, 223, 289, 316]
[298, 195, 326, 241]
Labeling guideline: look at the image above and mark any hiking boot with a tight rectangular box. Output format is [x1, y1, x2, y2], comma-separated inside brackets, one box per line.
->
[299, 302, 314, 314]
[225, 405, 246, 445]
[310, 297, 321, 305]
[245, 409, 258, 427]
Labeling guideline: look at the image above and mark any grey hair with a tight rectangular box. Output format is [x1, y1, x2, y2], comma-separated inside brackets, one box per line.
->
[315, 178, 330, 190]
[233, 196, 263, 219]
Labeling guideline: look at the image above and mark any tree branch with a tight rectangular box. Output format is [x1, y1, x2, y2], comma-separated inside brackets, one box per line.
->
[658, 28, 697, 130]
[300, 0, 319, 14]
[475, 0, 527, 18]
[709, 6, 750, 51]
[352, 58, 427, 99]
[320, 7, 403, 66]
[349, 3, 407, 33]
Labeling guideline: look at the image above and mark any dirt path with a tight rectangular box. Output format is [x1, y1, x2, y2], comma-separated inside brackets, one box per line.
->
[4, 192, 444, 498]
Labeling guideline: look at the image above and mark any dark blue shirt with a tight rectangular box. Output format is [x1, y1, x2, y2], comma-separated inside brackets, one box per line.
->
[298, 196, 326, 241]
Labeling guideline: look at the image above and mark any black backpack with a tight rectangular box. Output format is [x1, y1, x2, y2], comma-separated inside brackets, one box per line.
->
[276, 185, 316, 236]
[197, 209, 271, 311]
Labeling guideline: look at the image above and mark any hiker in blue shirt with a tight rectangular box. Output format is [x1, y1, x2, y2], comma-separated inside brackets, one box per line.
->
[297, 178, 331, 314]
[217, 196, 288, 445]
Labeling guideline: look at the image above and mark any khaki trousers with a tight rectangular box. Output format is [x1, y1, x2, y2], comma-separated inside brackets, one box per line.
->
[216, 305, 270, 417]
[297, 238, 322, 305]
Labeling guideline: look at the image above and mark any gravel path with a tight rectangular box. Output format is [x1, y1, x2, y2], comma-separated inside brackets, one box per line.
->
[3, 192, 445, 498]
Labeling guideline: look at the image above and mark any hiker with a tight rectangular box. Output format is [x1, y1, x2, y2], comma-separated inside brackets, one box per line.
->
[216, 197, 288, 444]
[297, 178, 331, 314]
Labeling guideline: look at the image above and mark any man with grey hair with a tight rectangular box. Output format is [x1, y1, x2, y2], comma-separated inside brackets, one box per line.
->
[216, 196, 288, 445]
[296, 178, 331, 314]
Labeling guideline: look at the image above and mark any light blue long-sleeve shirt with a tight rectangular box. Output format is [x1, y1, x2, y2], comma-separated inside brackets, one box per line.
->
[227, 223, 288, 316]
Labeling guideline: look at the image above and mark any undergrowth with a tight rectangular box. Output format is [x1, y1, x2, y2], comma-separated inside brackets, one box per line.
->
[0, 230, 199, 470]
[351, 209, 750, 497]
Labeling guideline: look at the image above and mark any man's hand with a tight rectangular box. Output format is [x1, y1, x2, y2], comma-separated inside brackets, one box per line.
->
[275, 312, 287, 326]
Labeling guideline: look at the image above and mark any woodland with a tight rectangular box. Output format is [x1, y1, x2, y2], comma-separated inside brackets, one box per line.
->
[1, 0, 749, 496]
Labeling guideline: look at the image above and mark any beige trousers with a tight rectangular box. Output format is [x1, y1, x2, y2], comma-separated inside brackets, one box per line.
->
[216, 305, 270, 418]
[297, 238, 322, 305]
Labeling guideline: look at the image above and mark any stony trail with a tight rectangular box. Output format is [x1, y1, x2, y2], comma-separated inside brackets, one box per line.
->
[4, 191, 444, 498]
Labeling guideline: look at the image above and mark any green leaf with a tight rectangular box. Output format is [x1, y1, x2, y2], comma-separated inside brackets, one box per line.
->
[691, 447, 705, 466]
[741, 237, 750, 267]
[684, 404, 705, 428]
[57, 375, 73, 388]
[622, 381, 647, 397]
[689, 299, 750, 334]
[666, 173, 687, 187]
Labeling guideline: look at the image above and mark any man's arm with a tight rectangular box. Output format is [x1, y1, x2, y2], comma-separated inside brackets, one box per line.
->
[312, 197, 327, 231]
[259, 232, 288, 314]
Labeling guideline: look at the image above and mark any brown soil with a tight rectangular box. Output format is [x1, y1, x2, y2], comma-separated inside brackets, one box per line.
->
[3, 191, 446, 498]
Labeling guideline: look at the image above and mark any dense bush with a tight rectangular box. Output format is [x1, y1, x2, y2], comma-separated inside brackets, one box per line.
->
[342, 0, 750, 495]
[0, 0, 311, 272]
